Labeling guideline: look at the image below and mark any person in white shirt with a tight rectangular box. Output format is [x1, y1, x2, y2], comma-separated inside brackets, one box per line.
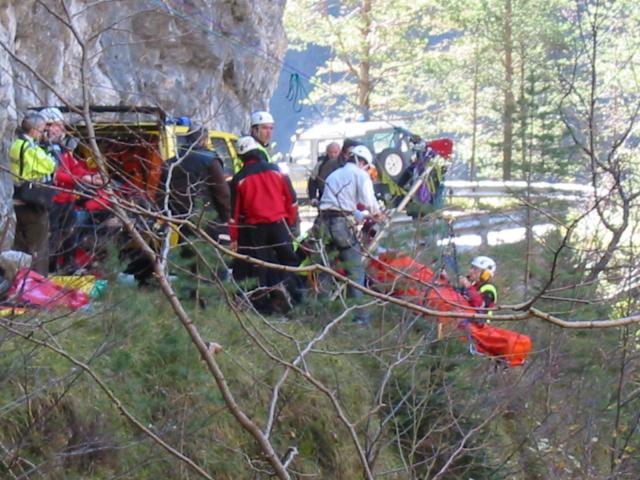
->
[318, 145, 383, 325]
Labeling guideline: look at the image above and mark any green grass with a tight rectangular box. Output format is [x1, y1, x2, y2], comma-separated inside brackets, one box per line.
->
[1, 224, 638, 478]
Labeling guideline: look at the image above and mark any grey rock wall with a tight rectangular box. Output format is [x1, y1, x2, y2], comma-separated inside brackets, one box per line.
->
[0, 0, 286, 248]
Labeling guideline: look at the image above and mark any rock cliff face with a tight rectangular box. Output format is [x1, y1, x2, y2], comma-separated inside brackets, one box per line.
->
[0, 0, 286, 249]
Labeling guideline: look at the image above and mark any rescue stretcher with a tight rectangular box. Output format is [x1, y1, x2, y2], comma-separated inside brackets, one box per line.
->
[368, 252, 533, 367]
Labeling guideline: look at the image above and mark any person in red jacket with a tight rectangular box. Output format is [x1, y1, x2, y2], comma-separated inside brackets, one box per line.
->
[230, 136, 301, 310]
[42, 107, 106, 271]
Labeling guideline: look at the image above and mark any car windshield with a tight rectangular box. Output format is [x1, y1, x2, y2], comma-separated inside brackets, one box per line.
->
[351, 130, 396, 155]
[368, 131, 396, 153]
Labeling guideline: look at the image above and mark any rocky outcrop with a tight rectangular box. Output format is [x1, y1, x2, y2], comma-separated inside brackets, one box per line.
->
[0, 0, 286, 247]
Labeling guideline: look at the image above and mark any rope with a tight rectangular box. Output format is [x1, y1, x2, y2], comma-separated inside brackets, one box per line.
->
[458, 319, 481, 356]
[285, 73, 305, 113]
[447, 219, 459, 277]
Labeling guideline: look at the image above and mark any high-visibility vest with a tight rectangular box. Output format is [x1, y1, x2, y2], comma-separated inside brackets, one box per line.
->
[479, 283, 497, 318]
[479, 283, 497, 305]
[9, 137, 56, 182]
[256, 143, 272, 162]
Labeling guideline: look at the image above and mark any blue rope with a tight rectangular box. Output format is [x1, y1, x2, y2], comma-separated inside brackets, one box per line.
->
[285, 73, 305, 113]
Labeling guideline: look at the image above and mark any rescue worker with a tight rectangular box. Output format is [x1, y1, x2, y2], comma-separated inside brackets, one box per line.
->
[126, 125, 231, 287]
[40, 107, 79, 154]
[41, 107, 105, 272]
[307, 141, 341, 205]
[459, 256, 497, 315]
[250, 111, 275, 162]
[10, 113, 57, 275]
[230, 136, 301, 311]
[250, 110, 304, 235]
[160, 125, 231, 223]
[318, 145, 383, 325]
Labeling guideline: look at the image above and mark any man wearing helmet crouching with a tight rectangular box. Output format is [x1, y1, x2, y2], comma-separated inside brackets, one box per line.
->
[318, 145, 384, 325]
[459, 256, 498, 316]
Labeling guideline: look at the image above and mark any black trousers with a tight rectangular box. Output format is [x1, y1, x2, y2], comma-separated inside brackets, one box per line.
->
[49, 202, 78, 272]
[238, 220, 303, 303]
[13, 204, 49, 275]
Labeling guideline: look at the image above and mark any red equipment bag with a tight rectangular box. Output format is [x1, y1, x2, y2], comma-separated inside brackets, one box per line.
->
[427, 138, 453, 158]
[465, 322, 532, 367]
[7, 269, 90, 310]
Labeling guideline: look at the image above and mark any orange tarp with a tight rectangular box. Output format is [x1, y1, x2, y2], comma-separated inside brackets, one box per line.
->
[368, 251, 434, 299]
[467, 322, 532, 367]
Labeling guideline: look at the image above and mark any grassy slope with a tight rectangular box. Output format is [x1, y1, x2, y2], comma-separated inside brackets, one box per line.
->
[1, 226, 639, 478]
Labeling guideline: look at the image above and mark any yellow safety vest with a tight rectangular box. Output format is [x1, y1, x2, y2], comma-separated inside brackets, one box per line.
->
[256, 143, 272, 162]
[479, 283, 497, 319]
[9, 137, 56, 182]
[479, 283, 497, 305]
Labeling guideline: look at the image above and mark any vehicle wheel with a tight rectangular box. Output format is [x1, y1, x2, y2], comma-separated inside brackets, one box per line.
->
[377, 148, 410, 183]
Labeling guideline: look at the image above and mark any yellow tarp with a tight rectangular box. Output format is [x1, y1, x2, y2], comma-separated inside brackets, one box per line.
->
[49, 275, 97, 295]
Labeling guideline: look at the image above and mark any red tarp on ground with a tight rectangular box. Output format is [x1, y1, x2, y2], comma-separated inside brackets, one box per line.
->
[6, 269, 90, 310]
[368, 253, 532, 367]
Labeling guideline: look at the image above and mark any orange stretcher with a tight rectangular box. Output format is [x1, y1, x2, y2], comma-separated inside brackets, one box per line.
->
[368, 252, 532, 367]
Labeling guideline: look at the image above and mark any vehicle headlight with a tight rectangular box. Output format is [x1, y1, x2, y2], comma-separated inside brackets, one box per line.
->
[277, 162, 290, 175]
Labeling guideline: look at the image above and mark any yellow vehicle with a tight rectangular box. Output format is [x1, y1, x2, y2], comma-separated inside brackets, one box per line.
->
[35, 105, 241, 199]
[29, 105, 242, 270]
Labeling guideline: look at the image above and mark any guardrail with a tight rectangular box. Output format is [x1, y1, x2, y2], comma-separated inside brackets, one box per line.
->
[443, 180, 597, 201]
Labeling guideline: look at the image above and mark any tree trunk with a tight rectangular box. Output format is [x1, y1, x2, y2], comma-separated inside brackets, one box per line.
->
[320, 0, 329, 16]
[520, 39, 532, 296]
[502, 0, 514, 180]
[470, 40, 480, 181]
[358, 0, 372, 120]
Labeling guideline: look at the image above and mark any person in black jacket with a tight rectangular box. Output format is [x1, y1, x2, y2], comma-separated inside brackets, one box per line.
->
[307, 141, 341, 205]
[124, 126, 230, 287]
[160, 126, 230, 224]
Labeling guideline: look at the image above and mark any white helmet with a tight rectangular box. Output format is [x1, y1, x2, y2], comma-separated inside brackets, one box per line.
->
[250, 111, 274, 126]
[236, 136, 261, 156]
[351, 145, 373, 165]
[40, 107, 64, 124]
[471, 256, 496, 276]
